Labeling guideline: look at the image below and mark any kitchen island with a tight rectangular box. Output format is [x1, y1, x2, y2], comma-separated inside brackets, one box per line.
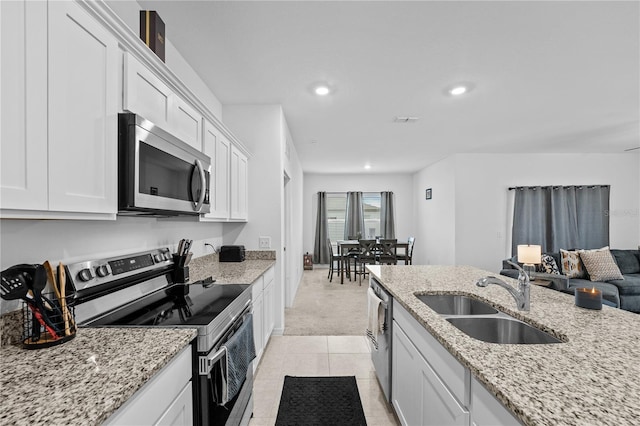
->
[367, 264, 640, 426]
[0, 327, 196, 425]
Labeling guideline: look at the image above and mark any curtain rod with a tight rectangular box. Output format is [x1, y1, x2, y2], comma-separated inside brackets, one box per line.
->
[508, 185, 610, 190]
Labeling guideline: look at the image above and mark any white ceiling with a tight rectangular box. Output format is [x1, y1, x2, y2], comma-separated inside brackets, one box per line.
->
[138, 1, 639, 174]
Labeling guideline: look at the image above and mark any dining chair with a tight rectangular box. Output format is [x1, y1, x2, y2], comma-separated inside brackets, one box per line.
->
[355, 239, 377, 285]
[345, 235, 361, 280]
[378, 239, 398, 265]
[397, 237, 415, 265]
[327, 239, 342, 283]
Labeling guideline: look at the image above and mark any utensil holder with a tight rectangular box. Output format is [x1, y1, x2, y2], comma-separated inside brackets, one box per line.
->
[22, 292, 77, 349]
[172, 254, 190, 283]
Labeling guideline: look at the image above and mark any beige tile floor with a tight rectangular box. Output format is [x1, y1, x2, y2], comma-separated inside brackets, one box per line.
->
[249, 335, 399, 425]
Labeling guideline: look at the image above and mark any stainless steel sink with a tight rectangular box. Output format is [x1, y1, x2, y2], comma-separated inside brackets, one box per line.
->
[417, 294, 498, 315]
[446, 317, 562, 344]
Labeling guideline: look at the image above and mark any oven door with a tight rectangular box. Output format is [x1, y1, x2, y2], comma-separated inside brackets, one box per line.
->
[119, 113, 211, 215]
[197, 306, 254, 426]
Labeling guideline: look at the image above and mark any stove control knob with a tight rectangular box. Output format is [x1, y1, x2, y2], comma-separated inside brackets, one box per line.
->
[154, 254, 164, 263]
[163, 252, 171, 261]
[95, 265, 110, 278]
[78, 268, 94, 282]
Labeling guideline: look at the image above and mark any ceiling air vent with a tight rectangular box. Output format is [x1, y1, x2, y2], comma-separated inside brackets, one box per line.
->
[394, 116, 419, 123]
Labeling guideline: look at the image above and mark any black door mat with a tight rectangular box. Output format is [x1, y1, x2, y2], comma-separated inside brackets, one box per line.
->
[275, 375, 367, 426]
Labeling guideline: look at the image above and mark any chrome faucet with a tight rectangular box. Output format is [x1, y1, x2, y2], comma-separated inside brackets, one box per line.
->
[476, 261, 530, 311]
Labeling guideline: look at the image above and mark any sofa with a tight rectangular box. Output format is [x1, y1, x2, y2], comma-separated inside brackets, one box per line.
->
[500, 248, 640, 313]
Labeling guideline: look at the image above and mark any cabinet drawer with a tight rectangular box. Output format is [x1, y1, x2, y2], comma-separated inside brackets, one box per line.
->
[393, 300, 469, 406]
[252, 275, 265, 298]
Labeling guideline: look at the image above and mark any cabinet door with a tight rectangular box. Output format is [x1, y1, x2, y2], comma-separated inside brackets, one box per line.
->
[230, 146, 248, 221]
[155, 382, 194, 426]
[48, 1, 118, 214]
[171, 96, 203, 151]
[202, 120, 230, 220]
[263, 279, 274, 346]
[0, 0, 48, 210]
[392, 321, 422, 426]
[470, 377, 519, 426]
[123, 52, 172, 129]
[393, 322, 469, 426]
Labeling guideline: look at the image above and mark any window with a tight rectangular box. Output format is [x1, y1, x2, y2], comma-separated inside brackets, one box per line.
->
[326, 193, 347, 242]
[326, 192, 381, 241]
[362, 193, 381, 239]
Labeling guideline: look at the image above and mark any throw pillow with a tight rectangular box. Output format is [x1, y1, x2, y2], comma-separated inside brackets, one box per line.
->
[560, 249, 586, 278]
[579, 248, 624, 282]
[539, 254, 560, 274]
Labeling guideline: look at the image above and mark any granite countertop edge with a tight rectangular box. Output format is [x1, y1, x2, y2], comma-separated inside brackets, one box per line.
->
[367, 264, 640, 426]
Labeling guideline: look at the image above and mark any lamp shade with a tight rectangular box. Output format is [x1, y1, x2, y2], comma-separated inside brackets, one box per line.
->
[517, 245, 541, 265]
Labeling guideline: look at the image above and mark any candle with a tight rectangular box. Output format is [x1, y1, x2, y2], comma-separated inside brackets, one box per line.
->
[575, 287, 603, 310]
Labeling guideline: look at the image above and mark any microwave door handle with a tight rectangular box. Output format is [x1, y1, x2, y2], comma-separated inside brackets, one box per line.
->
[192, 159, 206, 212]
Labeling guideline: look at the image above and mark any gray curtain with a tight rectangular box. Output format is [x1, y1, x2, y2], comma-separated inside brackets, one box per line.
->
[511, 185, 610, 254]
[380, 191, 395, 239]
[344, 191, 364, 239]
[313, 192, 330, 264]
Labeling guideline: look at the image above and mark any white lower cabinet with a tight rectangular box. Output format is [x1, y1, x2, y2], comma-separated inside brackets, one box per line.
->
[470, 377, 520, 426]
[104, 345, 193, 426]
[392, 321, 469, 426]
[391, 301, 519, 426]
[252, 266, 275, 368]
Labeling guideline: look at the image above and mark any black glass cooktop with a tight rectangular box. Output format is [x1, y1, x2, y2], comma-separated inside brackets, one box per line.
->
[87, 284, 249, 327]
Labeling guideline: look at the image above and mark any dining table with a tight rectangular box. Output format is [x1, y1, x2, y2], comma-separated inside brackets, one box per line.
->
[336, 240, 410, 284]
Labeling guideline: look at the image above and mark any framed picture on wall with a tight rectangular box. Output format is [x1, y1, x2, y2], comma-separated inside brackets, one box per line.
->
[426, 188, 432, 200]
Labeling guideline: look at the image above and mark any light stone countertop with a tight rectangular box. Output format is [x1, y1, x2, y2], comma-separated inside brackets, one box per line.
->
[188, 253, 275, 285]
[0, 327, 196, 426]
[367, 264, 640, 426]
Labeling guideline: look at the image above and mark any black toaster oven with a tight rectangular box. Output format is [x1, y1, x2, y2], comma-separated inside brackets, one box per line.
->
[219, 245, 246, 262]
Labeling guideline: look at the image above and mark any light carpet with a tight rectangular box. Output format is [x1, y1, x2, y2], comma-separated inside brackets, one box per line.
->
[284, 268, 368, 336]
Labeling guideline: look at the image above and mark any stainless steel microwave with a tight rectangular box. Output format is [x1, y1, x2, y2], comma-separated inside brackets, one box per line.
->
[118, 113, 210, 216]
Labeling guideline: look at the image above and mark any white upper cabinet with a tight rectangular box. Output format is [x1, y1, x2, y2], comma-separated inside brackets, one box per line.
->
[230, 145, 248, 221]
[0, 0, 48, 210]
[1, 0, 118, 219]
[124, 52, 202, 151]
[171, 96, 203, 151]
[202, 120, 230, 220]
[48, 0, 118, 214]
[123, 52, 172, 129]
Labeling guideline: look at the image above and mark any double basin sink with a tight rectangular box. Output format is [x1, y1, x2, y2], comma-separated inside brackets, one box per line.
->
[417, 294, 563, 344]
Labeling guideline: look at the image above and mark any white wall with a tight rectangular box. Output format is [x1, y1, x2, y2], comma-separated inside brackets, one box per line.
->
[412, 156, 457, 266]
[303, 173, 416, 260]
[412, 152, 640, 273]
[222, 104, 305, 332]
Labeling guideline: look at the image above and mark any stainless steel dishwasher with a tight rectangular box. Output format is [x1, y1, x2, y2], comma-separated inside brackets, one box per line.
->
[369, 277, 393, 403]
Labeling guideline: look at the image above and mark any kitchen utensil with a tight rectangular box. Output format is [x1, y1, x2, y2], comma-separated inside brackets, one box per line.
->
[58, 263, 72, 336]
[28, 264, 61, 336]
[184, 252, 193, 266]
[177, 239, 186, 256]
[0, 268, 30, 301]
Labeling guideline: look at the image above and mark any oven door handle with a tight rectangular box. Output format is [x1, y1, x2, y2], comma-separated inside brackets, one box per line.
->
[201, 346, 227, 375]
[199, 299, 253, 375]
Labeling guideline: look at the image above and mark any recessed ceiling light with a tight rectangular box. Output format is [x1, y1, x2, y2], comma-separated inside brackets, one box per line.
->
[364, 164, 371, 170]
[314, 85, 330, 96]
[445, 82, 475, 97]
[449, 86, 467, 96]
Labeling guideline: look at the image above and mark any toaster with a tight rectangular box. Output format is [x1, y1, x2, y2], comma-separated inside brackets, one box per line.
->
[219, 245, 246, 262]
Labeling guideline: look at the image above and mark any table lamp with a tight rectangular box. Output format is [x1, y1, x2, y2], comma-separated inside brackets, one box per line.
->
[517, 244, 541, 281]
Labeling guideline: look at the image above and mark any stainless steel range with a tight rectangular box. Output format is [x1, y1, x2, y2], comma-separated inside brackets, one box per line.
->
[70, 248, 254, 426]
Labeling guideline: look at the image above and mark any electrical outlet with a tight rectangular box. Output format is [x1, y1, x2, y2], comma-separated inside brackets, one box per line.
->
[259, 236, 271, 249]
